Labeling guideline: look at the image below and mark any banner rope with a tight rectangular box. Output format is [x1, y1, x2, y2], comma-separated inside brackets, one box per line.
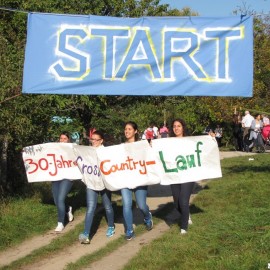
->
[0, 6, 269, 16]
[0, 93, 22, 105]
[0, 7, 28, 14]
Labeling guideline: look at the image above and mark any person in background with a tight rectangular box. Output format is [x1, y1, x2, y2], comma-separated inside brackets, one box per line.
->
[232, 114, 243, 151]
[241, 111, 254, 151]
[159, 124, 169, 138]
[248, 113, 263, 151]
[152, 124, 159, 139]
[214, 124, 223, 147]
[79, 130, 115, 244]
[121, 121, 153, 240]
[52, 131, 74, 232]
[144, 124, 154, 143]
[170, 118, 194, 234]
[261, 114, 270, 126]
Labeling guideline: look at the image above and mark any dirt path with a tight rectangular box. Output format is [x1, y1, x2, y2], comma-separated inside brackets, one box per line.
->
[0, 151, 257, 269]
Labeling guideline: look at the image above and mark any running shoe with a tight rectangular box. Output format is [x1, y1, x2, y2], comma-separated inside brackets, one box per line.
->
[67, 206, 74, 222]
[55, 222, 64, 232]
[79, 233, 90, 244]
[180, 229, 187, 234]
[125, 230, 135, 241]
[106, 226, 115, 238]
[144, 212, 153, 231]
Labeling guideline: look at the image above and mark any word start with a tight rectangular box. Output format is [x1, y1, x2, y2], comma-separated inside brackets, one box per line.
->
[49, 25, 244, 82]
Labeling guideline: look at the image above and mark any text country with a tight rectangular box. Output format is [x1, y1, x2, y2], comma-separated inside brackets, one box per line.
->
[99, 156, 156, 175]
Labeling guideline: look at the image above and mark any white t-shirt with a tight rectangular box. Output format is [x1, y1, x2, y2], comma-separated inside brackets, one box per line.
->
[263, 117, 270, 126]
[153, 126, 158, 137]
[242, 114, 254, 128]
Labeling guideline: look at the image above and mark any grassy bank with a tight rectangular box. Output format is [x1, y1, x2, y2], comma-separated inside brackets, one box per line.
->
[1, 154, 270, 270]
[123, 154, 270, 270]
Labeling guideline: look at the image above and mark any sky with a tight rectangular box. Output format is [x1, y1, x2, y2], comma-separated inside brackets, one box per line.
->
[159, 0, 270, 16]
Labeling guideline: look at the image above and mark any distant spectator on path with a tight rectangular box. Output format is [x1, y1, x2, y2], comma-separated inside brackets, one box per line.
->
[159, 124, 169, 138]
[214, 124, 223, 147]
[153, 124, 159, 139]
[232, 114, 243, 151]
[144, 124, 154, 143]
[241, 111, 254, 150]
[261, 114, 270, 126]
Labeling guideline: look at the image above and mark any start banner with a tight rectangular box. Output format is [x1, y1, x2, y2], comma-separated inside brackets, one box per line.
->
[23, 14, 253, 97]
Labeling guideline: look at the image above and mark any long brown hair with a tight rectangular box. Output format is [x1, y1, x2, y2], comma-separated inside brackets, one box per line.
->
[124, 121, 139, 141]
[170, 118, 189, 137]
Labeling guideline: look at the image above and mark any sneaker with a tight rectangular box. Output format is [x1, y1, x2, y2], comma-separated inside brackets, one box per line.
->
[79, 233, 90, 244]
[188, 215, 193, 225]
[125, 230, 135, 241]
[55, 222, 64, 232]
[67, 206, 74, 222]
[144, 212, 153, 231]
[180, 229, 187, 234]
[106, 226, 115, 238]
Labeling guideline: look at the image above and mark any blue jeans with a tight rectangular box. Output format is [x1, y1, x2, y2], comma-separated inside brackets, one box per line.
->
[84, 188, 114, 236]
[52, 179, 73, 224]
[171, 182, 194, 230]
[121, 186, 150, 232]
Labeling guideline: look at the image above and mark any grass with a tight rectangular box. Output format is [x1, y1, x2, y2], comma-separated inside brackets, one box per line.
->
[65, 203, 175, 270]
[1, 154, 270, 270]
[123, 154, 270, 270]
[0, 181, 86, 252]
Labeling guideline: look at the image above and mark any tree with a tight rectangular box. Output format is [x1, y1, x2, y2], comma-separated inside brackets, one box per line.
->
[1, 0, 269, 194]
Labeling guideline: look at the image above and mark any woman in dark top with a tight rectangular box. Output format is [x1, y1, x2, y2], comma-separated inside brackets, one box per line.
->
[170, 118, 194, 234]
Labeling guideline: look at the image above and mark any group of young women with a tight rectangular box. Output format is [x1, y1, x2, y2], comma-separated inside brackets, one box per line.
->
[53, 118, 194, 243]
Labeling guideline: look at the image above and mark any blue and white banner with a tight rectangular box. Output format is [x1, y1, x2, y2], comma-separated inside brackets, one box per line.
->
[23, 13, 253, 96]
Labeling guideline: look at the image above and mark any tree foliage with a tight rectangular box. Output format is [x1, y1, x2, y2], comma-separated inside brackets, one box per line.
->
[0, 0, 269, 194]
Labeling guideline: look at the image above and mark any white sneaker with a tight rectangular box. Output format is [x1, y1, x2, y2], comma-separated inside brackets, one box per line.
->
[55, 222, 64, 232]
[188, 216, 193, 225]
[180, 229, 187, 234]
[67, 206, 74, 222]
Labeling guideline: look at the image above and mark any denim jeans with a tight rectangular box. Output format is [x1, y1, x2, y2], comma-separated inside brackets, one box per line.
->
[121, 186, 150, 232]
[84, 188, 114, 236]
[171, 182, 194, 230]
[52, 179, 73, 224]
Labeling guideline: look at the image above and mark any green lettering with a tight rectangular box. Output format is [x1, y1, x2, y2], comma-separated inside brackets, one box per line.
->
[176, 155, 187, 170]
[159, 151, 178, 173]
[186, 155, 196, 168]
[196, 141, 203, 166]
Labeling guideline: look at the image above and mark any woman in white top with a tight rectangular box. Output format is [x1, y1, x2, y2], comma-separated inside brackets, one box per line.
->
[79, 131, 115, 244]
[248, 114, 264, 151]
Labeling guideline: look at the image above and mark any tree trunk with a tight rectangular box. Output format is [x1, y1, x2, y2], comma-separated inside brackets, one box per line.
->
[0, 136, 8, 191]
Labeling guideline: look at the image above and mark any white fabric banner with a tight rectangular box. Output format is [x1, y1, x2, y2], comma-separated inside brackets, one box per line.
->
[151, 136, 222, 185]
[22, 136, 222, 187]
[96, 140, 162, 191]
[73, 145, 105, 190]
[22, 143, 82, 182]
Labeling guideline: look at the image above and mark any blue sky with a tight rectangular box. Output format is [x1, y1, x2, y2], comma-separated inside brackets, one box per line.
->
[159, 0, 270, 16]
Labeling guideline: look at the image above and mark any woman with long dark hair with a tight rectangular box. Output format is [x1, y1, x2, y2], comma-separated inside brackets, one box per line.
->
[121, 121, 153, 240]
[52, 132, 74, 232]
[170, 118, 194, 234]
